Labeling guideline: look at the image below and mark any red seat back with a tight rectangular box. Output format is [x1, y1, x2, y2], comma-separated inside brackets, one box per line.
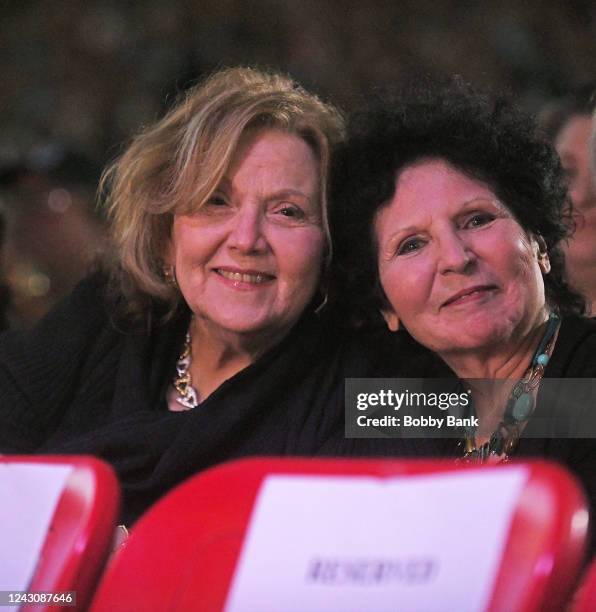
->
[0, 455, 120, 612]
[572, 557, 596, 611]
[90, 458, 586, 612]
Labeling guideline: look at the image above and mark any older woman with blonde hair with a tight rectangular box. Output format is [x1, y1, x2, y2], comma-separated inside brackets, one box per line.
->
[0, 67, 375, 525]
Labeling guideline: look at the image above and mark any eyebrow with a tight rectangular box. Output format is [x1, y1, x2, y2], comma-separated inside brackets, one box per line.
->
[266, 189, 312, 201]
[460, 196, 502, 208]
[217, 180, 313, 202]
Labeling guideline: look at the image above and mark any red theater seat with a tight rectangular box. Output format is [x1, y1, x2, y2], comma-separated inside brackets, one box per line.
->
[0, 455, 120, 612]
[90, 458, 587, 612]
[572, 557, 596, 611]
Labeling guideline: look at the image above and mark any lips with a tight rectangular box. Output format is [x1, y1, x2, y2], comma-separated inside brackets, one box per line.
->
[214, 268, 275, 284]
[441, 285, 497, 308]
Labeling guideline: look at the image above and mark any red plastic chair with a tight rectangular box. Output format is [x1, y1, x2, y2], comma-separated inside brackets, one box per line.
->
[0, 455, 120, 612]
[90, 458, 587, 612]
[572, 557, 596, 611]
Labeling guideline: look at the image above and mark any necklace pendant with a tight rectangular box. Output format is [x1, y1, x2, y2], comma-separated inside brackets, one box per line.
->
[458, 314, 560, 465]
[511, 383, 524, 399]
[512, 392, 534, 422]
[172, 323, 200, 410]
[176, 386, 199, 409]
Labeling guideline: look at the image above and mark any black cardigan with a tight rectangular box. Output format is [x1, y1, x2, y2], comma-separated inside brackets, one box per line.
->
[4, 273, 592, 536]
[0, 273, 427, 524]
[518, 316, 596, 553]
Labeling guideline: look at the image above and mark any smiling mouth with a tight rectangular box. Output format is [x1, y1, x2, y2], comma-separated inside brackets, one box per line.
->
[442, 285, 497, 307]
[215, 269, 274, 284]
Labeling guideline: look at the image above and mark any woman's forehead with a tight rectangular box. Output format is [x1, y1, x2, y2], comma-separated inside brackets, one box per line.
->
[225, 129, 319, 183]
[391, 159, 498, 209]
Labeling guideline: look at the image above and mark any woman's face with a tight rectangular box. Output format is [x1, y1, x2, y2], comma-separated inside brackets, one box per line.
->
[555, 115, 596, 298]
[168, 129, 325, 344]
[555, 114, 595, 212]
[375, 158, 548, 358]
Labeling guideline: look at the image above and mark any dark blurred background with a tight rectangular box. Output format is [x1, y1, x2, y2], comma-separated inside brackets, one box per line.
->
[1, 0, 595, 326]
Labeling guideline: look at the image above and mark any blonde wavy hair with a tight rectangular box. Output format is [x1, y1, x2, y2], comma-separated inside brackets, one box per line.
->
[100, 67, 345, 321]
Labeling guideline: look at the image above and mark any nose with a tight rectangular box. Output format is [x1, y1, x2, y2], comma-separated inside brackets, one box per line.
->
[227, 205, 268, 254]
[436, 230, 475, 274]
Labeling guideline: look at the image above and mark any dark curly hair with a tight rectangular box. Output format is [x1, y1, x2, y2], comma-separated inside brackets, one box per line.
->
[330, 76, 586, 329]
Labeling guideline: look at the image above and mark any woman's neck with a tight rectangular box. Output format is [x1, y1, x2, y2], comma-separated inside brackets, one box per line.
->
[438, 313, 549, 381]
[438, 312, 552, 440]
[187, 317, 289, 401]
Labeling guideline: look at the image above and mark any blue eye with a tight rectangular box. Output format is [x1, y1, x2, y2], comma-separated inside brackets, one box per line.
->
[279, 206, 302, 218]
[396, 237, 425, 255]
[465, 213, 494, 228]
[207, 194, 228, 206]
[272, 204, 307, 221]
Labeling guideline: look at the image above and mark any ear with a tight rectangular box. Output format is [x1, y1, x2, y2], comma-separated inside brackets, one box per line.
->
[160, 235, 178, 286]
[533, 235, 551, 274]
[539, 253, 551, 274]
[381, 307, 400, 332]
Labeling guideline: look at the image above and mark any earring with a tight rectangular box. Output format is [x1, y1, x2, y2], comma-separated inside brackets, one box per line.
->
[163, 265, 178, 288]
[314, 290, 328, 314]
[534, 235, 551, 274]
[381, 309, 400, 332]
[538, 252, 551, 274]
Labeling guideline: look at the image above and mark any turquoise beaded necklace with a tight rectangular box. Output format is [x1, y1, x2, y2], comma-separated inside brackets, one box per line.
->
[462, 314, 560, 463]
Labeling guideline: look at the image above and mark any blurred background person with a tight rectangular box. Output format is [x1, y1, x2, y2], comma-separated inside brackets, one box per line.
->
[593, 100, 596, 190]
[0, 145, 106, 327]
[540, 83, 596, 315]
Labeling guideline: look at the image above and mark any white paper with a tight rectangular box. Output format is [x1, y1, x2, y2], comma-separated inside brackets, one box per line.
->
[225, 467, 528, 612]
[0, 463, 74, 612]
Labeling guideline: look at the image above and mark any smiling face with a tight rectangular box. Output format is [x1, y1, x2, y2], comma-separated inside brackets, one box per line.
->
[375, 159, 549, 359]
[167, 129, 325, 346]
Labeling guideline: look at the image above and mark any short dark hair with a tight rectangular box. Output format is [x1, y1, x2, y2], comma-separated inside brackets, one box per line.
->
[330, 76, 586, 328]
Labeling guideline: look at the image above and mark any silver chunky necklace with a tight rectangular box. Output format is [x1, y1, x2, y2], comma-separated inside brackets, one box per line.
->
[172, 329, 200, 409]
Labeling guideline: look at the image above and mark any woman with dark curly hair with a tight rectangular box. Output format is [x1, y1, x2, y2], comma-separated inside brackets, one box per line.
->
[332, 78, 596, 494]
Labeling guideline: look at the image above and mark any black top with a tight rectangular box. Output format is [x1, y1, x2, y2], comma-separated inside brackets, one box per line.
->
[520, 316, 596, 553]
[433, 316, 596, 553]
[2, 274, 594, 546]
[330, 316, 596, 554]
[0, 273, 425, 524]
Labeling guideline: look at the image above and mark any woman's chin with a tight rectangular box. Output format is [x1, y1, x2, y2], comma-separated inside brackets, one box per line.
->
[424, 323, 517, 359]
